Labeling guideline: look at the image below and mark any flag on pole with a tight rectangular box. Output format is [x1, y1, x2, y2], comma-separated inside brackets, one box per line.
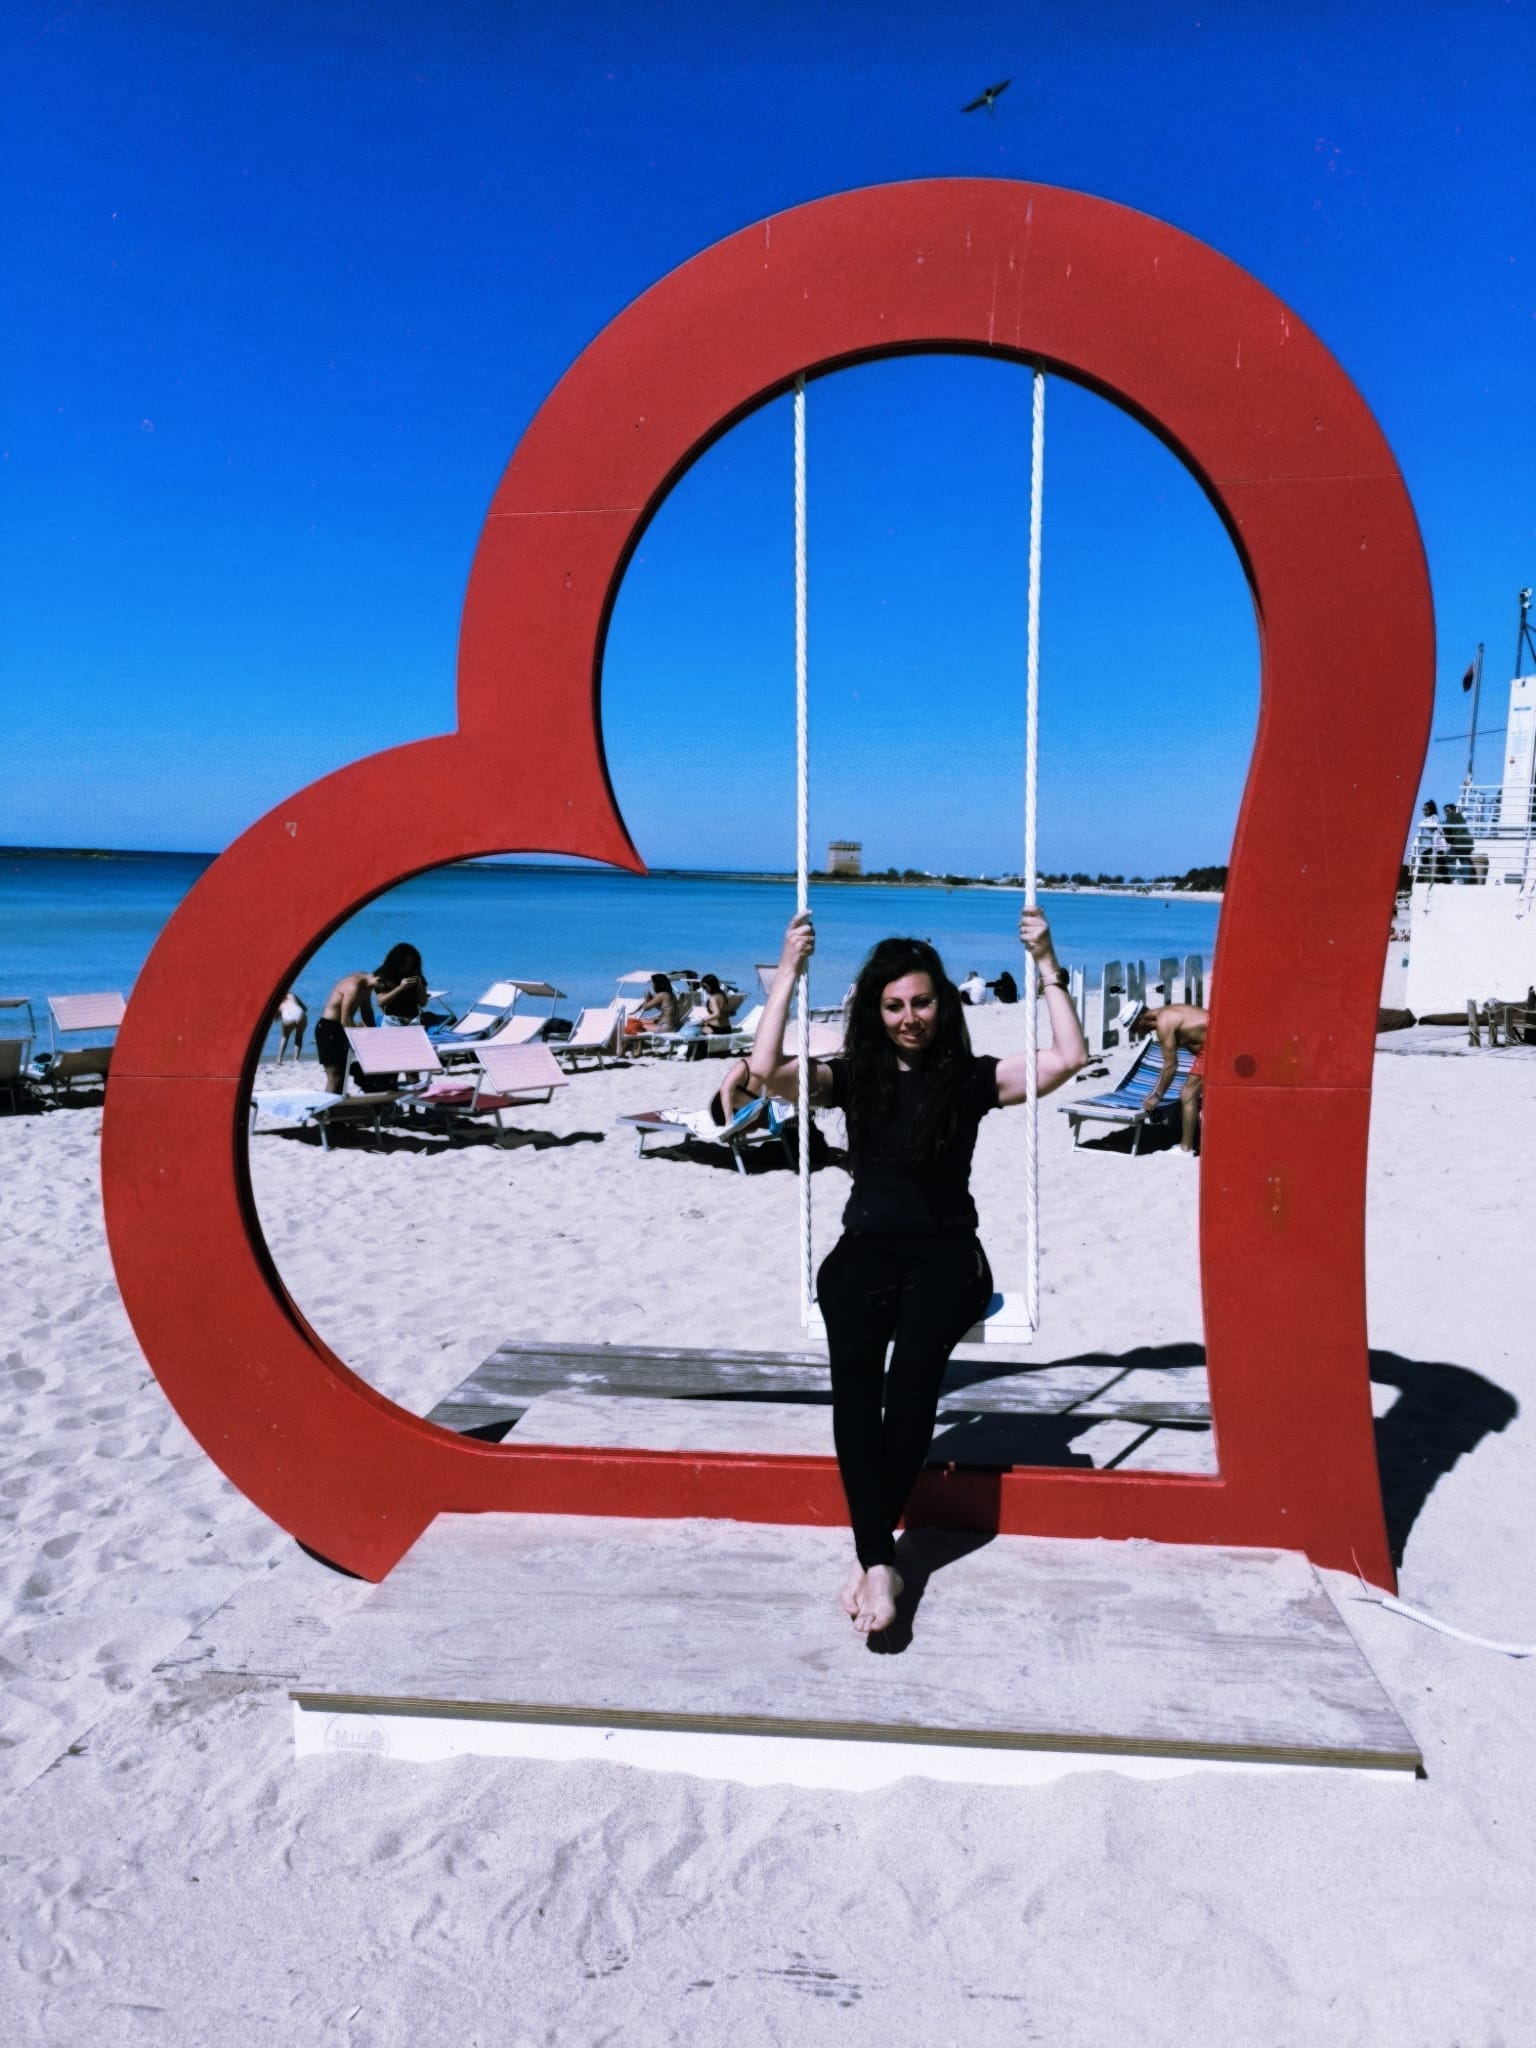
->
[1461, 659, 1477, 692]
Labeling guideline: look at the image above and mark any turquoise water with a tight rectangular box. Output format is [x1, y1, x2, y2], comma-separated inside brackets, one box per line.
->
[0, 852, 1218, 1050]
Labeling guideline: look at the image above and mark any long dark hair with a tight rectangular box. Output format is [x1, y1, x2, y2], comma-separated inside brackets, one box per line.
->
[842, 937, 973, 1162]
[375, 943, 423, 983]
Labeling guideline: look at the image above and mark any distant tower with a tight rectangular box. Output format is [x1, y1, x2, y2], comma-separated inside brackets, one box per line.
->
[827, 839, 862, 876]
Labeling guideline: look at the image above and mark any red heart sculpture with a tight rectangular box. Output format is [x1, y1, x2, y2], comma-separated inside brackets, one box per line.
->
[102, 180, 1432, 1583]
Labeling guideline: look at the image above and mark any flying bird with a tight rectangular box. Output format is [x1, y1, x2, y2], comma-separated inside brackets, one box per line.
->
[961, 78, 1011, 114]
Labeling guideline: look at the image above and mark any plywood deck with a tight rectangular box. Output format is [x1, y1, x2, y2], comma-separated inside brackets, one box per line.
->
[291, 1516, 1420, 1787]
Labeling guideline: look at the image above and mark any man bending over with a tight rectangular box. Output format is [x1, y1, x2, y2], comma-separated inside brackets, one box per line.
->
[1128, 1002, 1209, 1154]
[315, 971, 381, 1095]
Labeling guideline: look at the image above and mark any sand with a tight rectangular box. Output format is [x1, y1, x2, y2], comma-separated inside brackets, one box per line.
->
[3, 1016, 1534, 2045]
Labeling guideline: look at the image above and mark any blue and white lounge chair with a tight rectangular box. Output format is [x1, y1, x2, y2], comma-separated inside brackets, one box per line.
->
[1062, 1039, 1198, 1153]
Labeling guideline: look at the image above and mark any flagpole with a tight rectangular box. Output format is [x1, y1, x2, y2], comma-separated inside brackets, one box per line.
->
[1464, 642, 1484, 795]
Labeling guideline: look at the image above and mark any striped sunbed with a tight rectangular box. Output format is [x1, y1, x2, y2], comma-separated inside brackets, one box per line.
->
[1062, 1040, 1198, 1153]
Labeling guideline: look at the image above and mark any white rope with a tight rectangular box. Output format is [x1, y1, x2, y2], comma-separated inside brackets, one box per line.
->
[794, 375, 813, 1326]
[1350, 1564, 1535, 1657]
[1022, 370, 1045, 1333]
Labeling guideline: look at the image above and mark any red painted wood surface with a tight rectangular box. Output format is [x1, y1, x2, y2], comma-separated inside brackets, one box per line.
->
[102, 179, 1432, 1585]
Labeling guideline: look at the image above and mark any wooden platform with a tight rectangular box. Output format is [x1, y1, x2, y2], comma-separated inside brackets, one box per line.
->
[425, 1339, 1218, 1476]
[291, 1516, 1421, 1789]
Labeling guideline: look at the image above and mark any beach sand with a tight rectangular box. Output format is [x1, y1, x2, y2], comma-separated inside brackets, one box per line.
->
[3, 1015, 1534, 2044]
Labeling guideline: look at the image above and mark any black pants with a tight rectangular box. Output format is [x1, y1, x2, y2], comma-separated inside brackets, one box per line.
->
[816, 1230, 994, 1570]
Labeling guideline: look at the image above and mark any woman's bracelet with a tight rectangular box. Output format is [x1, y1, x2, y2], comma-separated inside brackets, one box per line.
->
[1037, 969, 1069, 991]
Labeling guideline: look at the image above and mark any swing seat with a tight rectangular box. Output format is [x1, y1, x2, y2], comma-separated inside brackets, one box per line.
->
[804, 1289, 1034, 1347]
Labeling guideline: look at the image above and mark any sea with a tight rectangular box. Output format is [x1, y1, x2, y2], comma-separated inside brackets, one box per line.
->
[0, 851, 1219, 1049]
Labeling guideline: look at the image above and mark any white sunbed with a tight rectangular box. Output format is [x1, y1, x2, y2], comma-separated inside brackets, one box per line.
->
[0, 1037, 35, 1110]
[31, 991, 126, 1102]
[249, 1025, 438, 1151]
[0, 998, 37, 1110]
[555, 1004, 624, 1070]
[247, 1088, 402, 1150]
[615, 1096, 798, 1176]
[430, 977, 565, 1054]
[249, 1029, 569, 1150]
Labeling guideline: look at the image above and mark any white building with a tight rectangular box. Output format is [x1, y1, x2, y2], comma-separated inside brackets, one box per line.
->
[1403, 671, 1536, 1014]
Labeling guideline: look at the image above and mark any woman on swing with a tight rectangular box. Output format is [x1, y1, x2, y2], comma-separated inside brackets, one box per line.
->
[731, 906, 1088, 1636]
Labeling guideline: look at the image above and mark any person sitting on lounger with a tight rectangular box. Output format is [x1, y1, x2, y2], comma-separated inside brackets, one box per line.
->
[681, 973, 734, 1037]
[743, 907, 1087, 1639]
[625, 973, 679, 1039]
[1127, 1002, 1209, 1154]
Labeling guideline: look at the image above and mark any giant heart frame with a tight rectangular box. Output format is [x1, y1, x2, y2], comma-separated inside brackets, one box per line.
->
[102, 180, 1432, 1584]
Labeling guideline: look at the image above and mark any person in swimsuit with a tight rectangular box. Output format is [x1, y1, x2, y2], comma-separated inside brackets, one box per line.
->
[276, 990, 307, 1061]
[625, 974, 680, 1040]
[739, 906, 1088, 1636]
[1128, 1002, 1209, 1153]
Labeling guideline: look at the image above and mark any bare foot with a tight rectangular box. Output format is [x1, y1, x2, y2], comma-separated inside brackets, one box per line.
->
[854, 1564, 904, 1636]
[840, 1560, 866, 1621]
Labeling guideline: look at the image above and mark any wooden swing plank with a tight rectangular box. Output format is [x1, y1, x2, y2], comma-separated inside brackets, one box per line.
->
[424, 1339, 1208, 1438]
[289, 1515, 1421, 1784]
[503, 1391, 1214, 1477]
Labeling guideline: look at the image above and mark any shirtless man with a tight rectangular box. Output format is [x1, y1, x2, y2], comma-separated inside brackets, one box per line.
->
[1128, 1002, 1209, 1153]
[314, 971, 381, 1094]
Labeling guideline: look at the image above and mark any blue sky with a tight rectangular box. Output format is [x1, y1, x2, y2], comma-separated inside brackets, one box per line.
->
[4, 0, 1531, 875]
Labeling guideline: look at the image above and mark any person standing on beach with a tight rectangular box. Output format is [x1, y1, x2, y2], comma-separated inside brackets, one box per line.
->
[1128, 1002, 1209, 1153]
[374, 943, 429, 1021]
[315, 972, 380, 1093]
[736, 908, 1087, 1636]
[314, 945, 427, 1093]
[276, 990, 307, 1061]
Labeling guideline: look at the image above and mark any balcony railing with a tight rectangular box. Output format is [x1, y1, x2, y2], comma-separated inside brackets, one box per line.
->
[1409, 798, 1536, 887]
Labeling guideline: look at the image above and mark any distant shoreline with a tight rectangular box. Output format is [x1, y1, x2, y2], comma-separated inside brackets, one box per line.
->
[669, 871, 1225, 902]
[0, 847, 1223, 902]
[0, 845, 215, 864]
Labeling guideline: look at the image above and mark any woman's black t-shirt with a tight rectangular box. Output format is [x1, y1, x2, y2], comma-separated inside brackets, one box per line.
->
[826, 1053, 1000, 1235]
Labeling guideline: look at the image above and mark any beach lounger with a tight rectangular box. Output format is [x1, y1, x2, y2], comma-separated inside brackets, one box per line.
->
[626, 1021, 735, 1060]
[247, 1088, 402, 1150]
[722, 1002, 765, 1053]
[1062, 1039, 1197, 1152]
[429, 978, 566, 1057]
[45, 991, 127, 1047]
[0, 999, 37, 1109]
[0, 1036, 36, 1110]
[556, 1004, 624, 1069]
[250, 1026, 433, 1149]
[437, 1012, 550, 1065]
[427, 980, 522, 1047]
[28, 991, 125, 1101]
[474, 1042, 569, 1104]
[34, 1045, 114, 1102]
[616, 1096, 798, 1176]
[348, 1027, 569, 1143]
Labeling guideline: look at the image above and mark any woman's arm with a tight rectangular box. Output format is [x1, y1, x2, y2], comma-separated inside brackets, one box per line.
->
[995, 909, 1089, 1105]
[744, 911, 835, 1104]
